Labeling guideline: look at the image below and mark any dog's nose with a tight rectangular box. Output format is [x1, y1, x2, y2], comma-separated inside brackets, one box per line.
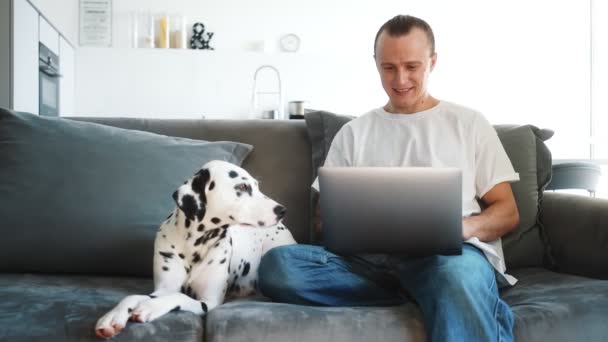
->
[273, 205, 287, 219]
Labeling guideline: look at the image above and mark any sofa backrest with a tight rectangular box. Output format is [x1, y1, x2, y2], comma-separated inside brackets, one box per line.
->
[71, 117, 314, 245]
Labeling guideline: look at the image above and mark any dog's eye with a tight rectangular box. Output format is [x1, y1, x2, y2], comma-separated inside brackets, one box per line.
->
[238, 184, 248, 191]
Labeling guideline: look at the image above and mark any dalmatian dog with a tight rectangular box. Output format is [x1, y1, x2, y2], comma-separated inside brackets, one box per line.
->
[95, 160, 296, 339]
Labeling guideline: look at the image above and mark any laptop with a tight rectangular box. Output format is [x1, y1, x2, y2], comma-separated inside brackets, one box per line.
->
[318, 167, 462, 256]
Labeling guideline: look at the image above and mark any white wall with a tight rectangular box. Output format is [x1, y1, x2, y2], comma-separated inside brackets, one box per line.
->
[52, 0, 591, 160]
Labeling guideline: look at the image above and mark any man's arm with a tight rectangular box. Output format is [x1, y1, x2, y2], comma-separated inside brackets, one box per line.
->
[462, 182, 519, 242]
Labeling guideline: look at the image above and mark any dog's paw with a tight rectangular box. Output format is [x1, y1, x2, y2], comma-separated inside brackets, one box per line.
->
[131, 298, 174, 323]
[95, 309, 129, 339]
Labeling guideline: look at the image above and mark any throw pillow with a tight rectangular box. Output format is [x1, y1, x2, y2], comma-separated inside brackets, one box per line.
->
[0, 108, 252, 277]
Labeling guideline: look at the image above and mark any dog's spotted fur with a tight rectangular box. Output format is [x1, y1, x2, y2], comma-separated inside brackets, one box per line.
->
[95, 160, 296, 339]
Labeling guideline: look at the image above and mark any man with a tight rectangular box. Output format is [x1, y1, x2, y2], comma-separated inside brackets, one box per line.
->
[258, 15, 519, 342]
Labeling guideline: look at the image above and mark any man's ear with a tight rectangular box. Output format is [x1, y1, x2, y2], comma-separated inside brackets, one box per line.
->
[173, 168, 210, 222]
[430, 52, 437, 72]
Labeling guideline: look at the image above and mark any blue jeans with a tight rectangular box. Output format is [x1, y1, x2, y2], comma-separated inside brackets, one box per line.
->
[258, 244, 514, 342]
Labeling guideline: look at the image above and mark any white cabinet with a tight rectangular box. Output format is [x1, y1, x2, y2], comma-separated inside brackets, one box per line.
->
[39, 15, 59, 55]
[59, 37, 75, 116]
[12, 0, 40, 114]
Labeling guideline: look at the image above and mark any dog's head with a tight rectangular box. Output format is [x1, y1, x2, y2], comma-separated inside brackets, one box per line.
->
[172, 160, 286, 228]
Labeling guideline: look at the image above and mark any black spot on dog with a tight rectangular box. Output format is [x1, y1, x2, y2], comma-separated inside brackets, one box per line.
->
[178, 253, 185, 259]
[220, 258, 226, 264]
[197, 224, 205, 232]
[166, 212, 173, 220]
[242, 262, 251, 276]
[236, 192, 242, 197]
[258, 221, 265, 227]
[230, 238, 233, 246]
[208, 259, 214, 265]
[185, 218, 191, 228]
[192, 169, 210, 194]
[229, 215, 235, 220]
[192, 252, 201, 264]
[128, 308, 133, 313]
[159, 251, 174, 259]
[163, 234, 167, 238]
[201, 302, 208, 313]
[194, 228, 221, 246]
[221, 224, 229, 229]
[171, 306, 181, 312]
[149, 295, 157, 299]
[179, 194, 198, 222]
[162, 266, 169, 271]
[187, 232, 192, 240]
[214, 242, 220, 248]
[229, 170, 238, 178]
[171, 245, 175, 249]
[184, 266, 190, 273]
[209, 181, 215, 191]
[211, 217, 221, 224]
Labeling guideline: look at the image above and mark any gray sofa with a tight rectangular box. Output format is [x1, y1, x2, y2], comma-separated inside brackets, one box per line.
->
[0, 108, 607, 341]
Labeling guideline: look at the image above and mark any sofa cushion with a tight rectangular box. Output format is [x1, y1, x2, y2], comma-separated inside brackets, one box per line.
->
[504, 267, 608, 342]
[206, 299, 426, 342]
[206, 267, 608, 342]
[0, 108, 252, 276]
[304, 111, 552, 268]
[0, 273, 202, 342]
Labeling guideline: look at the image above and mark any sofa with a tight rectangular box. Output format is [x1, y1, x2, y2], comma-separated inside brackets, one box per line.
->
[0, 107, 607, 342]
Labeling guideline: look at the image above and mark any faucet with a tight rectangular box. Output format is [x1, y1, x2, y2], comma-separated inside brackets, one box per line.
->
[250, 65, 283, 119]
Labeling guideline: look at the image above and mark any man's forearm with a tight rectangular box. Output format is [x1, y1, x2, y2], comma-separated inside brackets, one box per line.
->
[462, 200, 519, 242]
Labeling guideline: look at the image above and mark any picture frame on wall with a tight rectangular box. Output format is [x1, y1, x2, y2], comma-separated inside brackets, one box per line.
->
[79, 0, 112, 47]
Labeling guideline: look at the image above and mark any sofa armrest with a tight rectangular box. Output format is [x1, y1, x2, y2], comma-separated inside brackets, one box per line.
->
[540, 192, 608, 279]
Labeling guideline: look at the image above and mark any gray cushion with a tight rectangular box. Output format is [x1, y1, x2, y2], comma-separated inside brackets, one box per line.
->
[0, 273, 202, 342]
[206, 299, 425, 342]
[504, 268, 608, 342]
[205, 268, 608, 342]
[304, 111, 553, 268]
[304, 111, 355, 181]
[0, 108, 252, 276]
[494, 125, 553, 268]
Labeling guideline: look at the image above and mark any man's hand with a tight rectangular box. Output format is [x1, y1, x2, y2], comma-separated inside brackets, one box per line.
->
[462, 182, 519, 242]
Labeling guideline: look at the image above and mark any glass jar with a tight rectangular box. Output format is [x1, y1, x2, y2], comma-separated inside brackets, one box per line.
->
[131, 11, 155, 48]
[170, 14, 187, 49]
[155, 13, 170, 49]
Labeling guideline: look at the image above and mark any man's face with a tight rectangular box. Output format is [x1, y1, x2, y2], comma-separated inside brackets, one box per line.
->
[375, 28, 436, 114]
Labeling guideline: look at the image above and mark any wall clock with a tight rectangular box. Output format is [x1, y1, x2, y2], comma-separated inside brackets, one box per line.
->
[279, 33, 301, 52]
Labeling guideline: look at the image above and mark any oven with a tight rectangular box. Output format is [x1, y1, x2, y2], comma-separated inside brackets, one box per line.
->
[39, 43, 61, 116]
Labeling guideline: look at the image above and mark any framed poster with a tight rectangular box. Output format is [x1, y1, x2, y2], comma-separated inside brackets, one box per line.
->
[79, 0, 112, 46]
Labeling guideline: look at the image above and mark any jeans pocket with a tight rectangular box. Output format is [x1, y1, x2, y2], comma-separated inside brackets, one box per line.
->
[494, 296, 515, 342]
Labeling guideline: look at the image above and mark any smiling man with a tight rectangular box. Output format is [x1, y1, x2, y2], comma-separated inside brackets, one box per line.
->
[259, 15, 519, 342]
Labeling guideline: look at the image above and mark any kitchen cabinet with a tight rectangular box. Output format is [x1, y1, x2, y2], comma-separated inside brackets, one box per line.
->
[11, 0, 40, 114]
[59, 37, 75, 116]
[0, 0, 75, 116]
[39, 15, 59, 55]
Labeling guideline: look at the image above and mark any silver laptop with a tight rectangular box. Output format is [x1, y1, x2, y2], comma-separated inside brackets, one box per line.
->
[318, 167, 462, 256]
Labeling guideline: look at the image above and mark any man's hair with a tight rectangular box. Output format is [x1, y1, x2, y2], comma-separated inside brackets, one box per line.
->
[373, 15, 436, 57]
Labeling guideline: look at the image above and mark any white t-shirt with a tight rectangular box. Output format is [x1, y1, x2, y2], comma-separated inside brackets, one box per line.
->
[312, 101, 520, 286]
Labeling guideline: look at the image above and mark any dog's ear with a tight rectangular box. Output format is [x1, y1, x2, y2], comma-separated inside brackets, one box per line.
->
[173, 168, 210, 222]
